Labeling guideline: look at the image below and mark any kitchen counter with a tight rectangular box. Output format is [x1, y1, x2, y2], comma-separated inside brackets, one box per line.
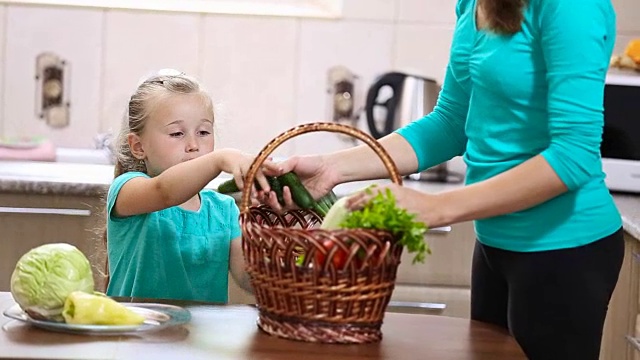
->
[0, 160, 463, 197]
[0, 160, 638, 240]
[0, 292, 526, 360]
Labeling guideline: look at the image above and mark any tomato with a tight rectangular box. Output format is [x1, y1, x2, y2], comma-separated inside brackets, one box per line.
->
[315, 240, 348, 270]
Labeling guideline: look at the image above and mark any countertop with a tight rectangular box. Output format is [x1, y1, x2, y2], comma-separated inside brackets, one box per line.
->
[0, 160, 638, 240]
[0, 292, 526, 360]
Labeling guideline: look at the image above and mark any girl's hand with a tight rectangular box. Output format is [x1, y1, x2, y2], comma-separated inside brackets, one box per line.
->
[259, 155, 340, 212]
[345, 184, 452, 229]
[215, 149, 282, 196]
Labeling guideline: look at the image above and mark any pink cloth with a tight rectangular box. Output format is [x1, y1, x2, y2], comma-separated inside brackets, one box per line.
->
[0, 140, 56, 161]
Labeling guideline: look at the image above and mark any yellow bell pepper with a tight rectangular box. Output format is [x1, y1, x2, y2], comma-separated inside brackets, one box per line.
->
[624, 39, 640, 64]
[62, 291, 145, 326]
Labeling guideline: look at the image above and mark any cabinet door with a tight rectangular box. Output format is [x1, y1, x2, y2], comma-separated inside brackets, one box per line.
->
[0, 193, 106, 292]
[600, 232, 639, 360]
[395, 221, 476, 288]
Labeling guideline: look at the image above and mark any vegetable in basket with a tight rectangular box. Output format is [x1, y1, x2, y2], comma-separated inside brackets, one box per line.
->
[62, 291, 145, 326]
[10, 243, 95, 322]
[314, 188, 430, 268]
[217, 171, 337, 216]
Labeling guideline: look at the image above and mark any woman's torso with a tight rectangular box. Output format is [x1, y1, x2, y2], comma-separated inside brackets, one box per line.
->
[452, 0, 621, 251]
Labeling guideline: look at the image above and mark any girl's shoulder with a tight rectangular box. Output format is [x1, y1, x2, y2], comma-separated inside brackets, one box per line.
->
[111, 171, 149, 188]
[107, 171, 149, 203]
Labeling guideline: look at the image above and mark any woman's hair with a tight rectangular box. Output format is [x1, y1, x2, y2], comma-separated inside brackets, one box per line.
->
[480, 0, 528, 35]
[102, 70, 213, 290]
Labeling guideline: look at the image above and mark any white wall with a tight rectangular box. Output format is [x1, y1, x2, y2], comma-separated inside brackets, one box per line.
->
[0, 0, 637, 158]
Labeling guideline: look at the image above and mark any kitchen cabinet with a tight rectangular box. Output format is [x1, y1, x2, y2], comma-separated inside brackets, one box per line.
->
[600, 231, 640, 360]
[0, 192, 108, 292]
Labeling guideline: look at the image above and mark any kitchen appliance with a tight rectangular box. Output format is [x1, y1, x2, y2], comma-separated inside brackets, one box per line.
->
[601, 70, 640, 193]
[365, 72, 463, 183]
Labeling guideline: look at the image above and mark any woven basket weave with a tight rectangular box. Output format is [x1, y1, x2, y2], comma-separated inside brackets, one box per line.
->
[239, 123, 404, 344]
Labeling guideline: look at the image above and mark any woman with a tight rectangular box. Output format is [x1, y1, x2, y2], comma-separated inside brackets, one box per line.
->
[264, 0, 624, 358]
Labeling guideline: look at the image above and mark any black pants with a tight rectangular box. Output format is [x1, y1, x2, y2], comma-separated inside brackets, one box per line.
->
[471, 228, 624, 360]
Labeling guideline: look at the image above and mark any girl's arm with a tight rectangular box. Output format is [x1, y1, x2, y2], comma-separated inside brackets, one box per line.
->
[114, 149, 278, 217]
[229, 238, 253, 294]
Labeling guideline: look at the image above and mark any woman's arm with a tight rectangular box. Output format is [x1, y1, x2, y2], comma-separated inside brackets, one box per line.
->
[229, 238, 253, 294]
[437, 156, 566, 225]
[327, 63, 471, 184]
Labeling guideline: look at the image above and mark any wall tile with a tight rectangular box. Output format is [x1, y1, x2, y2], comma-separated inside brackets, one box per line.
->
[3, 5, 102, 148]
[101, 10, 200, 136]
[294, 19, 394, 155]
[393, 24, 454, 84]
[200, 15, 297, 157]
[612, 0, 640, 33]
[397, 0, 456, 25]
[342, 0, 397, 21]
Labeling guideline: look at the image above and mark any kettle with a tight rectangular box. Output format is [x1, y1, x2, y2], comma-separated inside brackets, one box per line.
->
[365, 72, 463, 183]
[365, 72, 440, 139]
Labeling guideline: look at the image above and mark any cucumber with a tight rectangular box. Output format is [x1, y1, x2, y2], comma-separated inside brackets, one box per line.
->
[217, 178, 241, 194]
[267, 176, 285, 205]
[278, 172, 317, 210]
[218, 172, 336, 217]
[217, 176, 284, 200]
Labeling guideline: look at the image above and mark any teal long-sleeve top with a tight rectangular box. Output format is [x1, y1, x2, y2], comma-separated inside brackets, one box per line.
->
[396, 0, 622, 252]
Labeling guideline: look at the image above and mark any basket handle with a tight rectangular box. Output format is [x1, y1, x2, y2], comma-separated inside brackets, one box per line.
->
[240, 122, 403, 213]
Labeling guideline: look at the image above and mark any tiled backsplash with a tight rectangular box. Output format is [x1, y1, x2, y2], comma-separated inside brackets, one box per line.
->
[0, 0, 638, 157]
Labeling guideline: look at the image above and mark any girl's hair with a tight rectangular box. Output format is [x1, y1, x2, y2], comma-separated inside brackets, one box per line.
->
[113, 71, 214, 178]
[480, 0, 528, 35]
[102, 70, 213, 290]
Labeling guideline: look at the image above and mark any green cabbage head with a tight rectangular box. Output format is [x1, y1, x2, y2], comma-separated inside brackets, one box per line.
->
[10, 243, 94, 322]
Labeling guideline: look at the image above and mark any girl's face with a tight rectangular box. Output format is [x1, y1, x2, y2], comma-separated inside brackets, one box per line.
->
[130, 93, 215, 176]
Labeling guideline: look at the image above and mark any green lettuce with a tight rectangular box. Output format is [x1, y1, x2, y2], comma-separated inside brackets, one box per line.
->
[340, 188, 430, 264]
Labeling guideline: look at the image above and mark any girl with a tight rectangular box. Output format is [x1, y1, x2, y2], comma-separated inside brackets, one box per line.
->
[105, 70, 278, 303]
[265, 0, 623, 358]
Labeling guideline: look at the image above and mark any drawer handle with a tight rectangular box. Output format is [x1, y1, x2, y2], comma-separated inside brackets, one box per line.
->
[633, 253, 640, 263]
[626, 335, 640, 352]
[428, 226, 451, 233]
[388, 301, 447, 311]
[0, 207, 91, 216]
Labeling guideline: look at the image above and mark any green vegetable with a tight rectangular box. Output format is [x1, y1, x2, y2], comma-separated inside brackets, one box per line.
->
[267, 176, 285, 205]
[216, 172, 337, 217]
[340, 188, 430, 264]
[217, 176, 281, 194]
[217, 178, 242, 194]
[10, 243, 95, 322]
[320, 196, 350, 230]
[278, 172, 317, 210]
[62, 291, 145, 325]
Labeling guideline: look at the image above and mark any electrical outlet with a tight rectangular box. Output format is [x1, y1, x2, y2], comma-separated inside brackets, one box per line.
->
[35, 52, 70, 129]
[326, 66, 361, 144]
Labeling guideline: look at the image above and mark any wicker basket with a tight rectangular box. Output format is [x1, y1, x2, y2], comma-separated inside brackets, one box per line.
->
[239, 122, 404, 344]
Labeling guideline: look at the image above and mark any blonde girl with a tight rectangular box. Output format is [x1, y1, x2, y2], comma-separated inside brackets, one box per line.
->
[105, 70, 278, 303]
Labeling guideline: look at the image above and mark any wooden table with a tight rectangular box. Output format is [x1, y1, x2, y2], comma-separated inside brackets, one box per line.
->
[0, 292, 525, 359]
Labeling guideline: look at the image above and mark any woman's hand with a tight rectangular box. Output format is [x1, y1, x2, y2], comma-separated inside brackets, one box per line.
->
[260, 154, 340, 212]
[345, 184, 453, 229]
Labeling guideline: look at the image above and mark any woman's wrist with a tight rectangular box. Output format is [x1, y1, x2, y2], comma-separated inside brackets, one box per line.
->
[322, 152, 351, 185]
[434, 191, 463, 226]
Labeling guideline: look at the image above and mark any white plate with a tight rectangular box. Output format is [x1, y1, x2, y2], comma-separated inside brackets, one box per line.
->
[2, 303, 191, 336]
